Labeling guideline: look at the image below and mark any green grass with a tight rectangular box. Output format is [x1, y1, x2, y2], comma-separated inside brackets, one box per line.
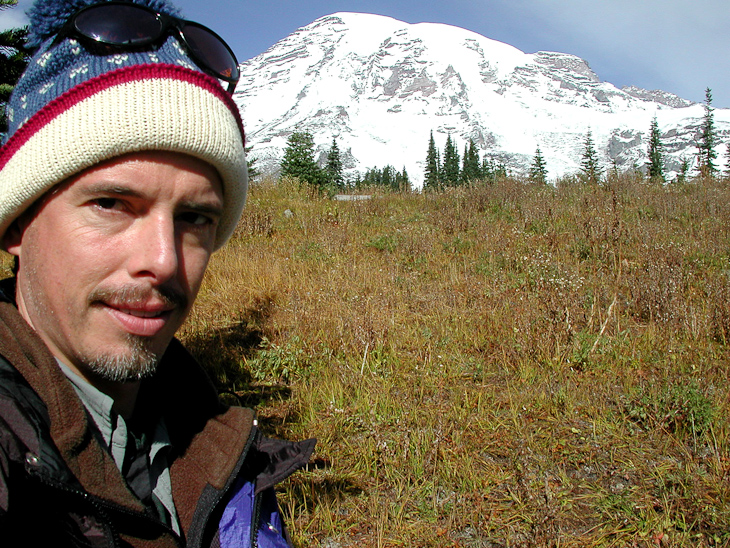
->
[180, 174, 730, 547]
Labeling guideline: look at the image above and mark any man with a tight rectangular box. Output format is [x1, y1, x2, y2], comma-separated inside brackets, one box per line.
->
[0, 0, 314, 546]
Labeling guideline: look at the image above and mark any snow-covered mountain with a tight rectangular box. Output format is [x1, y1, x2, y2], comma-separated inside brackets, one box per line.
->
[233, 12, 730, 185]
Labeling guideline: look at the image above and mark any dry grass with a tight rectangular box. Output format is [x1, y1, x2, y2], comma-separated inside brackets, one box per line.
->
[183, 174, 730, 546]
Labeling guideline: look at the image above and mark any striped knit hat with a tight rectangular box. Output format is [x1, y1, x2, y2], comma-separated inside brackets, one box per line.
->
[0, 0, 247, 250]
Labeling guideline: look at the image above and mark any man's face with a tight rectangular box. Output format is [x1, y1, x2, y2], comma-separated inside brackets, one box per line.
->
[6, 151, 223, 384]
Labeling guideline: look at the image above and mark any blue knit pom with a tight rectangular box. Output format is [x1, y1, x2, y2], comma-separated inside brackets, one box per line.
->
[26, 0, 183, 48]
[8, 0, 208, 140]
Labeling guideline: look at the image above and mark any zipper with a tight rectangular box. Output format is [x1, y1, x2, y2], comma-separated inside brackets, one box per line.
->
[187, 417, 260, 548]
[30, 472, 121, 548]
[32, 471, 183, 547]
[250, 491, 263, 548]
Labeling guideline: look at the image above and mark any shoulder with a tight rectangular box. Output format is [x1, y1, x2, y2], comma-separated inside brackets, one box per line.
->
[0, 355, 50, 462]
[0, 354, 49, 431]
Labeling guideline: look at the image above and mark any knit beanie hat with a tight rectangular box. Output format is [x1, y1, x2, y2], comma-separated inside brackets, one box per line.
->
[0, 0, 247, 250]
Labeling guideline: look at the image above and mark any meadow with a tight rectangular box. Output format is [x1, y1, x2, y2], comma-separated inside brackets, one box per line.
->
[117, 173, 730, 545]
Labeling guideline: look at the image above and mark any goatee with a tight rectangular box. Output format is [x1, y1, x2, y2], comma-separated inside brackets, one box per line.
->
[83, 283, 188, 382]
[85, 334, 160, 383]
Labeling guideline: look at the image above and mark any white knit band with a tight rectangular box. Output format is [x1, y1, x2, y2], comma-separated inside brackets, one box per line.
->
[0, 69, 247, 250]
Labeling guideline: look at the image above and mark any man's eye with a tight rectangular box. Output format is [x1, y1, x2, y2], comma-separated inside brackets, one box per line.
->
[94, 198, 119, 209]
[179, 212, 213, 226]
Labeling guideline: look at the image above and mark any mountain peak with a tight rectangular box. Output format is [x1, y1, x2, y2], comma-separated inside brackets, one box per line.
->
[235, 12, 728, 185]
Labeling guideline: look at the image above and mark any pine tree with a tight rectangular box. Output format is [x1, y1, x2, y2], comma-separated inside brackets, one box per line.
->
[361, 165, 410, 191]
[244, 145, 259, 181]
[361, 167, 377, 186]
[580, 129, 602, 184]
[698, 87, 718, 177]
[460, 139, 481, 185]
[529, 146, 548, 184]
[481, 156, 495, 183]
[494, 161, 507, 180]
[325, 137, 344, 189]
[381, 165, 395, 189]
[424, 131, 440, 190]
[396, 166, 411, 192]
[0, 0, 30, 133]
[646, 116, 665, 183]
[725, 143, 730, 179]
[442, 135, 460, 187]
[280, 131, 324, 187]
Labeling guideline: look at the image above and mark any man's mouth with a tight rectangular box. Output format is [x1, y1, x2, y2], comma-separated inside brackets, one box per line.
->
[89, 285, 188, 337]
[104, 303, 174, 337]
[118, 307, 170, 319]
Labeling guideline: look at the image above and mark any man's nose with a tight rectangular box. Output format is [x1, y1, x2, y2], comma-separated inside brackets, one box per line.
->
[127, 216, 179, 284]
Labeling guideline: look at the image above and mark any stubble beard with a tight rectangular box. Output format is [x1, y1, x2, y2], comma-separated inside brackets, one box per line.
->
[84, 334, 160, 383]
[17, 264, 162, 383]
[82, 284, 188, 383]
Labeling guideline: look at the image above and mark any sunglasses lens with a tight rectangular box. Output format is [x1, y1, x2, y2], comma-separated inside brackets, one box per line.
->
[74, 4, 162, 46]
[183, 24, 239, 81]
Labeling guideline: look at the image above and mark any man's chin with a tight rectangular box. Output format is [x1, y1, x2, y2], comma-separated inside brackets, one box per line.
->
[83, 336, 161, 383]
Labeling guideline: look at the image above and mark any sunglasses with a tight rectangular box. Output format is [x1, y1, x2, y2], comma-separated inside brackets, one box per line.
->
[61, 1, 240, 94]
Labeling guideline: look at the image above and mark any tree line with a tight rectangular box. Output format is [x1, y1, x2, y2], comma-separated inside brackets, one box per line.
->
[273, 92, 724, 193]
[426, 87, 723, 189]
[276, 89, 724, 192]
[620, 87, 722, 184]
[279, 131, 411, 192]
[423, 132, 508, 189]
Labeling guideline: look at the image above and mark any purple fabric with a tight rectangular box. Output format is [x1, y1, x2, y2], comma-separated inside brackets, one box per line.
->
[219, 479, 291, 548]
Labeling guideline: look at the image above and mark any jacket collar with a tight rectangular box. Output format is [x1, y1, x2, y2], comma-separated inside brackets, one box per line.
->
[0, 277, 255, 517]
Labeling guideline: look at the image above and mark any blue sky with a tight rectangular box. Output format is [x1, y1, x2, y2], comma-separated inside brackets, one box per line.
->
[2, 0, 729, 107]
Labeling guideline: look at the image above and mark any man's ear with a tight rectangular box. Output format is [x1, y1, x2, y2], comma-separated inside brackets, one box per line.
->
[3, 219, 24, 257]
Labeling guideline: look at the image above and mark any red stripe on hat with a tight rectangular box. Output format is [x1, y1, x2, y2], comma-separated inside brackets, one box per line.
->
[0, 64, 245, 170]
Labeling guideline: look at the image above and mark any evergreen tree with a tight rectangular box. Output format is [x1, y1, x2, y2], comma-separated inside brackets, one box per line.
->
[244, 145, 259, 181]
[381, 165, 395, 189]
[698, 87, 718, 177]
[580, 129, 602, 184]
[363, 167, 383, 187]
[360, 165, 409, 191]
[494, 161, 507, 180]
[325, 137, 344, 189]
[360, 167, 377, 187]
[0, 0, 30, 133]
[529, 146, 548, 184]
[392, 166, 411, 192]
[424, 131, 440, 190]
[442, 134, 460, 187]
[646, 116, 665, 183]
[725, 143, 730, 179]
[460, 139, 481, 185]
[395, 166, 411, 192]
[481, 156, 495, 183]
[280, 131, 324, 187]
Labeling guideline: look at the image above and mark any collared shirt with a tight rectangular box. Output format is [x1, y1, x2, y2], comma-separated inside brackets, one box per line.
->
[58, 362, 181, 535]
